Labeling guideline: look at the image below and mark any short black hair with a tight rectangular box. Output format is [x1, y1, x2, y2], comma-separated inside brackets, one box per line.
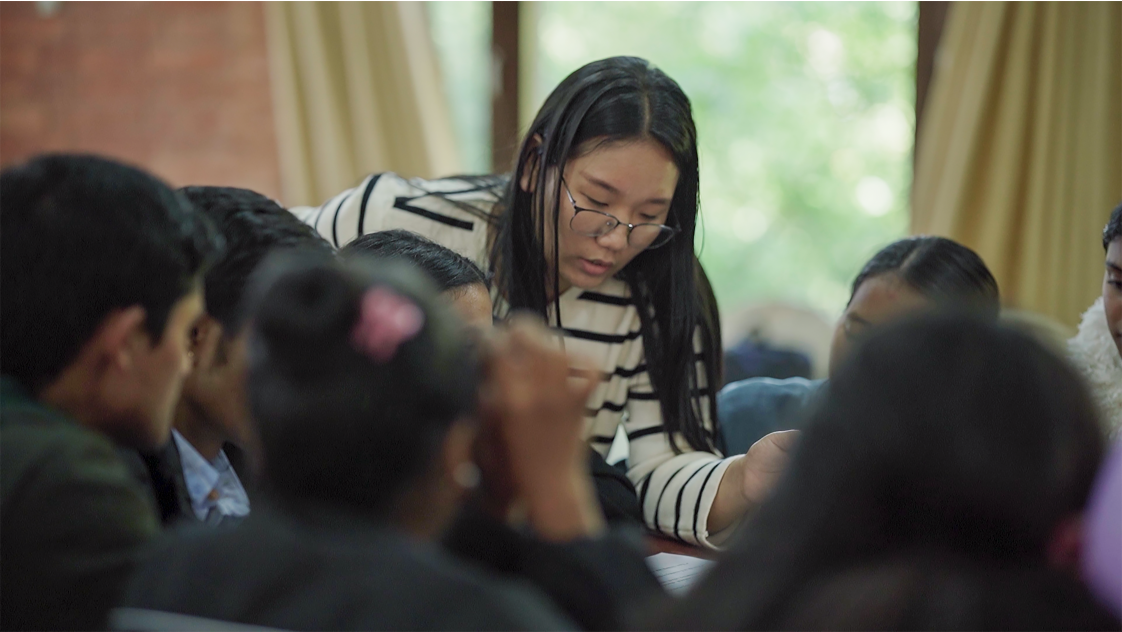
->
[850, 236, 1001, 319]
[341, 229, 487, 294]
[1104, 202, 1122, 250]
[179, 186, 334, 334]
[1, 154, 222, 392]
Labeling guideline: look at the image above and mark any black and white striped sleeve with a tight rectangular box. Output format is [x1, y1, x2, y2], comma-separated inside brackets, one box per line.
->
[621, 332, 739, 549]
[288, 172, 492, 267]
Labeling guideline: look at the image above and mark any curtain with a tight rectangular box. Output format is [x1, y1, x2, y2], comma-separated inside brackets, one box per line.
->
[913, 2, 1122, 327]
[264, 2, 460, 208]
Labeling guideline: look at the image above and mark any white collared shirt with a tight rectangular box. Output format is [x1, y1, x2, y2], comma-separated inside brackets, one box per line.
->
[172, 430, 251, 522]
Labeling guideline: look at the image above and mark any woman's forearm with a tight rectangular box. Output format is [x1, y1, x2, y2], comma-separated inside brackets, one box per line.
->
[707, 455, 752, 533]
[707, 430, 801, 534]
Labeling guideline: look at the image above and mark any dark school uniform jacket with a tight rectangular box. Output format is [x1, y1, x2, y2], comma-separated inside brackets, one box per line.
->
[443, 499, 664, 631]
[120, 501, 576, 631]
[123, 439, 253, 529]
[0, 377, 160, 631]
[120, 440, 196, 527]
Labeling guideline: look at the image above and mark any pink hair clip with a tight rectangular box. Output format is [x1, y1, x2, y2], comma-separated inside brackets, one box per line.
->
[351, 287, 425, 363]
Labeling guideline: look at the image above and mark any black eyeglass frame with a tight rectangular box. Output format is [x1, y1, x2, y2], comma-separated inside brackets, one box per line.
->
[560, 178, 680, 250]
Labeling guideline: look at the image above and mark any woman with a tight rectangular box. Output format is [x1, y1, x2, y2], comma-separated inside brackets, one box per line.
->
[293, 57, 770, 546]
[718, 236, 1000, 455]
[119, 255, 609, 630]
[1068, 202, 1122, 437]
[662, 313, 1117, 630]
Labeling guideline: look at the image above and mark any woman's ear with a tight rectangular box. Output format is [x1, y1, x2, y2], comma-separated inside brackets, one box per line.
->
[90, 306, 149, 376]
[189, 315, 226, 373]
[518, 134, 544, 193]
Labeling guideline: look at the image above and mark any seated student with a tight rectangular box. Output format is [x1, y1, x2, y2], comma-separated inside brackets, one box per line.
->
[717, 235, 1000, 455]
[133, 186, 334, 527]
[342, 229, 492, 331]
[1069, 202, 1122, 437]
[119, 255, 642, 630]
[0, 154, 220, 630]
[341, 230, 656, 628]
[659, 313, 1118, 630]
[342, 229, 645, 531]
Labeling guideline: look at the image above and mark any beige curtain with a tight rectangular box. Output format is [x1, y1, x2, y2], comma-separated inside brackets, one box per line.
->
[264, 2, 461, 208]
[913, 2, 1122, 327]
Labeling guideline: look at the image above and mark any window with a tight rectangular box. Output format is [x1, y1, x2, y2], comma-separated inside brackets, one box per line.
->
[427, 1, 492, 174]
[431, 2, 917, 319]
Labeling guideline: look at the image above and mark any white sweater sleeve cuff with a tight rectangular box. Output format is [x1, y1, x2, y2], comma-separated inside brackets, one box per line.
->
[638, 453, 740, 549]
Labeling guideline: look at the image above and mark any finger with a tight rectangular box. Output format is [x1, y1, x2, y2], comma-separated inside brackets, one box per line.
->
[765, 429, 801, 451]
[569, 366, 599, 405]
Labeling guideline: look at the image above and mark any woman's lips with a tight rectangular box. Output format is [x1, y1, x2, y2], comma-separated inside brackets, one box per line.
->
[579, 258, 612, 276]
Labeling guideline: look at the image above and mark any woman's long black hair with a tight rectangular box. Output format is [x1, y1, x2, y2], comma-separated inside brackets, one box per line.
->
[491, 56, 721, 453]
[850, 236, 1001, 317]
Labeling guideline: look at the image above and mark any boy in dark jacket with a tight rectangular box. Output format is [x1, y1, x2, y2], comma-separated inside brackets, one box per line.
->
[132, 186, 332, 527]
[0, 154, 221, 630]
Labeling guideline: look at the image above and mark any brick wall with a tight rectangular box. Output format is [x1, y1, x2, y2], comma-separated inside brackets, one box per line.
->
[1, 1, 281, 199]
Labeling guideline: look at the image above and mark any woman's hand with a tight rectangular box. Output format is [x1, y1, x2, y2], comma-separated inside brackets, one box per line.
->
[738, 429, 800, 507]
[476, 316, 605, 541]
[708, 429, 800, 535]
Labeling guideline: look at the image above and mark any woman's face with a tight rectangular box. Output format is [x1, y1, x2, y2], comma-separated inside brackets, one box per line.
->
[828, 274, 931, 378]
[527, 138, 679, 294]
[1104, 239, 1121, 359]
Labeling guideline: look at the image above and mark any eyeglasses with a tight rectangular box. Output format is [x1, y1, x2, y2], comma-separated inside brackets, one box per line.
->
[562, 179, 679, 250]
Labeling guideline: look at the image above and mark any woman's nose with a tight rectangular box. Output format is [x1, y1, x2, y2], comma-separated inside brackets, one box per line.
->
[597, 222, 630, 250]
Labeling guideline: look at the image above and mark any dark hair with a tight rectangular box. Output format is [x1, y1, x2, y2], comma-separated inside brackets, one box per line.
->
[0, 154, 221, 392]
[244, 254, 478, 515]
[342, 229, 487, 294]
[179, 186, 334, 334]
[1104, 202, 1122, 250]
[492, 56, 721, 452]
[775, 552, 1120, 630]
[662, 313, 1105, 629]
[850, 236, 1001, 319]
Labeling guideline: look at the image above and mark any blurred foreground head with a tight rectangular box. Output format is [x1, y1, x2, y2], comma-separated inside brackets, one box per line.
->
[666, 312, 1111, 630]
[243, 253, 479, 535]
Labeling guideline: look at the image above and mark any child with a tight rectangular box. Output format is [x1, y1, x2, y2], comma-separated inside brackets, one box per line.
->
[663, 313, 1116, 630]
[718, 236, 1000, 455]
[120, 255, 623, 630]
[342, 230, 656, 627]
[342, 229, 491, 332]
[1068, 202, 1122, 437]
[136, 186, 334, 526]
[0, 154, 220, 629]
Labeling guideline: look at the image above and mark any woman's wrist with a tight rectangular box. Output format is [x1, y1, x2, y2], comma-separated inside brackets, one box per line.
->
[707, 455, 754, 533]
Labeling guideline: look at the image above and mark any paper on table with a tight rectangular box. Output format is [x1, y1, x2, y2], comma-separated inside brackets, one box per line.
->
[645, 552, 716, 595]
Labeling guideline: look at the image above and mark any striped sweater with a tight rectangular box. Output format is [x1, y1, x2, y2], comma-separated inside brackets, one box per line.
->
[290, 173, 739, 547]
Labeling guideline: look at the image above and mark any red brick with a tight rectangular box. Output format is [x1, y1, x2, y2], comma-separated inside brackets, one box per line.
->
[0, 1, 281, 200]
